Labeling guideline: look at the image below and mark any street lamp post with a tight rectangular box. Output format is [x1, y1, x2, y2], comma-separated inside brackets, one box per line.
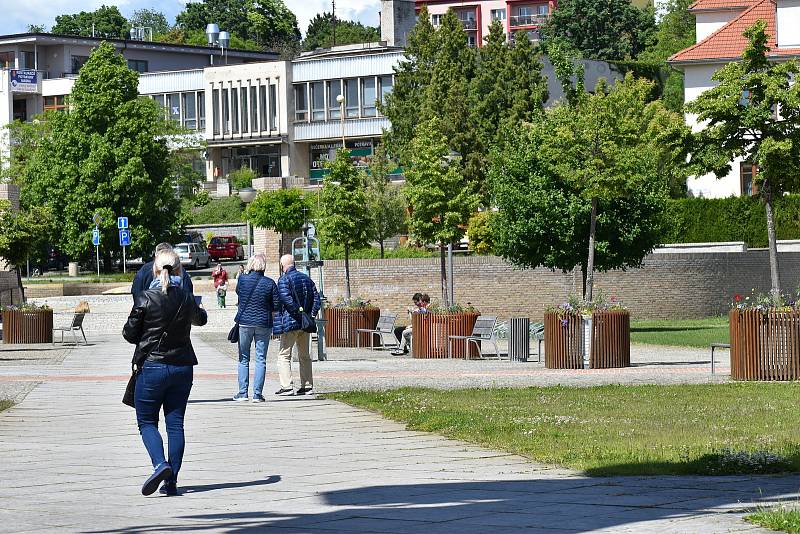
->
[336, 94, 345, 148]
[238, 187, 257, 260]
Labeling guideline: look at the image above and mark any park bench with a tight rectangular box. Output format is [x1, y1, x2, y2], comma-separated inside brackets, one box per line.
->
[710, 342, 730, 375]
[532, 322, 544, 362]
[355, 312, 399, 350]
[448, 315, 499, 359]
[53, 312, 88, 345]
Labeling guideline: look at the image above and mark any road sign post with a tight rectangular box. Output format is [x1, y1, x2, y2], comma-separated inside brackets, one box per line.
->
[118, 218, 130, 274]
[92, 227, 101, 276]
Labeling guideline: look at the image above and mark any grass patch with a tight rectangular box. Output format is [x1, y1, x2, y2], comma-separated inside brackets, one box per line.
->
[23, 273, 136, 284]
[0, 400, 13, 413]
[329, 384, 800, 476]
[631, 316, 729, 347]
[746, 505, 800, 533]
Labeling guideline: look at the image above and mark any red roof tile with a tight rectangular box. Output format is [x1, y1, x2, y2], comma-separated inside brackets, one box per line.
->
[688, 0, 756, 12]
[670, 0, 800, 63]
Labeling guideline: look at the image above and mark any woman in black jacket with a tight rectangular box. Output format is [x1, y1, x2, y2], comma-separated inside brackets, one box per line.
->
[123, 250, 207, 496]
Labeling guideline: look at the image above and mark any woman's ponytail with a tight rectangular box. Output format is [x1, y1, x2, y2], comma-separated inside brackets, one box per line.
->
[153, 250, 179, 294]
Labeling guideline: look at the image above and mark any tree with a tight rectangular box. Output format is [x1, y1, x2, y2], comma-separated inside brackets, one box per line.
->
[501, 30, 548, 127]
[17, 42, 181, 267]
[470, 20, 509, 150]
[302, 12, 380, 51]
[227, 166, 256, 190]
[544, 0, 656, 61]
[404, 117, 480, 306]
[51, 5, 128, 38]
[319, 149, 371, 300]
[0, 201, 53, 274]
[687, 21, 800, 301]
[248, 0, 301, 49]
[27, 24, 46, 33]
[129, 9, 171, 36]
[466, 211, 495, 255]
[247, 188, 309, 263]
[365, 146, 406, 258]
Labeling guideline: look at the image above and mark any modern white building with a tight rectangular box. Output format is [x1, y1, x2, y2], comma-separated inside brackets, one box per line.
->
[670, 0, 800, 198]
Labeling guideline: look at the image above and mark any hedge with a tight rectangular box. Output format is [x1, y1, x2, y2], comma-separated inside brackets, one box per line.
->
[186, 196, 245, 225]
[664, 195, 800, 248]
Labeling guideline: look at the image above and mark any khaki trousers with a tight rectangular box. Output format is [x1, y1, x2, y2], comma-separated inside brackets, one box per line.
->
[278, 329, 313, 389]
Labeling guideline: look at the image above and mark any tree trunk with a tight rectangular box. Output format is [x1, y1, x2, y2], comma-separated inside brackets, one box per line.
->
[763, 180, 782, 302]
[440, 243, 448, 307]
[344, 244, 352, 301]
[585, 197, 598, 302]
[379, 239, 385, 259]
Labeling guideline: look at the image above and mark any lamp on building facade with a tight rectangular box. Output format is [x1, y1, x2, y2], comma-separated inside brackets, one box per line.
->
[238, 187, 257, 260]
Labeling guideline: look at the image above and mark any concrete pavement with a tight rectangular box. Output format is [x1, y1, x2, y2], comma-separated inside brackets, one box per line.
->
[0, 333, 797, 533]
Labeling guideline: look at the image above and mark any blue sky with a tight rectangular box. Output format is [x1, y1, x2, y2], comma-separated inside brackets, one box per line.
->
[6, 0, 382, 37]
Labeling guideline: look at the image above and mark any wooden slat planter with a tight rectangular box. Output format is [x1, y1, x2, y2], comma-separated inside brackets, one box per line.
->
[2, 309, 53, 344]
[544, 310, 630, 369]
[730, 308, 800, 380]
[324, 307, 380, 347]
[412, 312, 480, 359]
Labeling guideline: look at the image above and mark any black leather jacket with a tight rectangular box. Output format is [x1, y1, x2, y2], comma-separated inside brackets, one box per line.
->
[123, 286, 207, 366]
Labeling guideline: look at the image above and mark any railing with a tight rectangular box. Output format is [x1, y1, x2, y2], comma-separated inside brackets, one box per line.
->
[730, 308, 800, 380]
[412, 312, 480, 359]
[509, 14, 548, 27]
[325, 307, 380, 347]
[459, 19, 478, 30]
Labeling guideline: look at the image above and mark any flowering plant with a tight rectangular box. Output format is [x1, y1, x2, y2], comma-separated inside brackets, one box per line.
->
[547, 292, 626, 316]
[332, 297, 378, 310]
[731, 288, 800, 312]
[426, 301, 480, 314]
[2, 302, 51, 312]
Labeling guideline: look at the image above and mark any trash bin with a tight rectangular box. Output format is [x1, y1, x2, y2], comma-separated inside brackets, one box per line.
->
[68, 262, 79, 277]
[509, 317, 530, 362]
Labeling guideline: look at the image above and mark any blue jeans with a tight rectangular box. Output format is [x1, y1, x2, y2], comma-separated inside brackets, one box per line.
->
[134, 361, 193, 483]
[238, 326, 272, 397]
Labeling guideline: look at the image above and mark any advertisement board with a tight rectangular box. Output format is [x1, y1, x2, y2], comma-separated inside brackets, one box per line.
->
[10, 69, 38, 93]
[309, 139, 403, 182]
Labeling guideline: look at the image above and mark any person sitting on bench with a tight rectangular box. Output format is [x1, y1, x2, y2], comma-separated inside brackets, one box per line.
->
[391, 293, 430, 356]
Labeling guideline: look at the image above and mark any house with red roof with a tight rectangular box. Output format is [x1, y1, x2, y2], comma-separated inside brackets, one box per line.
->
[669, 0, 800, 198]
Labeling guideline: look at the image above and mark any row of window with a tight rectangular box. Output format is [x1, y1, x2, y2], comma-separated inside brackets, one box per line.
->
[152, 91, 206, 130]
[211, 83, 279, 136]
[429, 5, 549, 26]
[294, 76, 393, 123]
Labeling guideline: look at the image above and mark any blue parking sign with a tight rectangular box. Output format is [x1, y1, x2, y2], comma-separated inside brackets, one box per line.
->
[117, 216, 128, 229]
[92, 228, 101, 246]
[119, 230, 131, 247]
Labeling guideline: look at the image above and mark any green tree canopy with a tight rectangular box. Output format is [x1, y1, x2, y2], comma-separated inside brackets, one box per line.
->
[247, 188, 308, 234]
[129, 9, 171, 36]
[0, 201, 54, 271]
[51, 5, 128, 38]
[544, 0, 656, 61]
[686, 20, 800, 300]
[319, 149, 371, 299]
[17, 42, 181, 266]
[365, 145, 406, 258]
[302, 12, 380, 51]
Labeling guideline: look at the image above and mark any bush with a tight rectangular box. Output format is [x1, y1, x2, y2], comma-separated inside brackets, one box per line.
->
[664, 195, 800, 247]
[187, 196, 245, 224]
[227, 167, 256, 191]
[321, 241, 436, 260]
[467, 211, 495, 255]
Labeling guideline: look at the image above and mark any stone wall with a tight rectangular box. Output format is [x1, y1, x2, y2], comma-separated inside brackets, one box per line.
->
[0, 270, 23, 306]
[317, 251, 800, 321]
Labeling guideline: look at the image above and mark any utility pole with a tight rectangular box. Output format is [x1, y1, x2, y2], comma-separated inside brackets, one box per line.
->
[332, 0, 337, 46]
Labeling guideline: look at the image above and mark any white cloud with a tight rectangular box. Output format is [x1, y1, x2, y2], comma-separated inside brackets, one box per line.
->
[5, 0, 382, 35]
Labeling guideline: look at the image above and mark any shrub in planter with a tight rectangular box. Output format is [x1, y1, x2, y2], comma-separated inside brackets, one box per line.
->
[412, 303, 481, 359]
[2, 303, 53, 344]
[325, 298, 380, 347]
[544, 295, 630, 369]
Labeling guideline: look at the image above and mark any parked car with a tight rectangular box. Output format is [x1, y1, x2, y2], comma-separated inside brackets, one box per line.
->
[174, 242, 211, 269]
[208, 236, 244, 261]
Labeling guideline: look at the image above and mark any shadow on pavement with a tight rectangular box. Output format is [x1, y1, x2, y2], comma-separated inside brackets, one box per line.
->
[180, 475, 282, 495]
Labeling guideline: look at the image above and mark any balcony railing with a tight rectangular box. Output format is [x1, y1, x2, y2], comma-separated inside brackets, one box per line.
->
[459, 19, 478, 30]
[509, 14, 548, 27]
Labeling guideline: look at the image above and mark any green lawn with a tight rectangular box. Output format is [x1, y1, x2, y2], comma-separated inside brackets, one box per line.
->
[329, 384, 800, 476]
[631, 316, 729, 348]
[23, 273, 136, 284]
[746, 506, 800, 533]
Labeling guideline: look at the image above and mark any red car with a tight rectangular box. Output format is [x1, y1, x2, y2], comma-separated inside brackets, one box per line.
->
[208, 236, 244, 261]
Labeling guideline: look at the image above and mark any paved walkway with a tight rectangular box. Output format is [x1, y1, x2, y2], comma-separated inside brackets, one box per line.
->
[1, 334, 798, 533]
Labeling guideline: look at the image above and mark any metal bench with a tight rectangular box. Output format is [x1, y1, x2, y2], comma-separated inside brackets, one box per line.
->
[448, 315, 499, 359]
[710, 342, 730, 374]
[532, 322, 544, 362]
[356, 312, 398, 350]
[53, 313, 87, 345]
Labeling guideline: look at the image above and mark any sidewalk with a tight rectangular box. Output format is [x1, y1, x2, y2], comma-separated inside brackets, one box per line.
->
[0, 334, 796, 533]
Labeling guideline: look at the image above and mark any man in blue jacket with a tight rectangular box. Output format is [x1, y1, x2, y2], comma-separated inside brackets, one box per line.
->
[275, 254, 320, 396]
[131, 243, 193, 299]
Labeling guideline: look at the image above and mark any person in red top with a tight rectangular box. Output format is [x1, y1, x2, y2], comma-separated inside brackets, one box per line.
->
[211, 263, 228, 308]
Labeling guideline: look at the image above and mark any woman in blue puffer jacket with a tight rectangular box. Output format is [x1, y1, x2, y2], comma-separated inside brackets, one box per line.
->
[232, 253, 280, 403]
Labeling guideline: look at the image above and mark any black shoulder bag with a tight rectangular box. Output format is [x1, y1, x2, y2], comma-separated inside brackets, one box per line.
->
[289, 275, 317, 334]
[123, 293, 186, 408]
[228, 278, 259, 343]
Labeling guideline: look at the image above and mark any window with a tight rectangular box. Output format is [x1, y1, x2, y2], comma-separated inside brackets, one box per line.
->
[152, 94, 166, 119]
[269, 84, 277, 131]
[741, 163, 759, 196]
[0, 52, 13, 69]
[212, 89, 220, 134]
[294, 84, 308, 121]
[361, 77, 376, 117]
[328, 80, 342, 120]
[44, 95, 67, 112]
[260, 85, 268, 131]
[740, 89, 752, 107]
[182, 92, 197, 129]
[166, 93, 180, 123]
[379, 76, 393, 107]
[431, 14, 443, 26]
[71, 55, 89, 74]
[198, 91, 206, 129]
[240, 87, 248, 133]
[20, 51, 35, 69]
[250, 86, 258, 132]
[491, 9, 506, 21]
[127, 59, 148, 73]
[467, 34, 477, 47]
[518, 6, 533, 17]
[222, 88, 229, 134]
[345, 79, 359, 118]
[538, 4, 549, 15]
[231, 87, 239, 134]
[311, 81, 325, 121]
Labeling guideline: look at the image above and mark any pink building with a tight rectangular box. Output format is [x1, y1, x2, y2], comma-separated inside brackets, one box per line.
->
[415, 0, 558, 46]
